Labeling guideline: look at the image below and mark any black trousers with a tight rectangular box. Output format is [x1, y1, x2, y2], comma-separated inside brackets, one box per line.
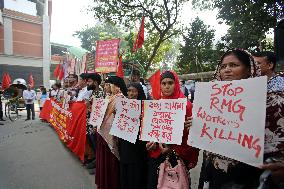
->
[26, 104, 35, 119]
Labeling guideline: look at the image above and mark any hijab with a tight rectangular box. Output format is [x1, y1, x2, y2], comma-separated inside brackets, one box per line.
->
[160, 70, 185, 99]
[127, 82, 146, 100]
[213, 49, 261, 81]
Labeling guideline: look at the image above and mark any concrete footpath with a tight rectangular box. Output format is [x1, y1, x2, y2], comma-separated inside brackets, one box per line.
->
[0, 109, 96, 189]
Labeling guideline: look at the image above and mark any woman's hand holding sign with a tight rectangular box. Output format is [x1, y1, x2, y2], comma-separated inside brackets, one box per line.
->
[184, 116, 193, 131]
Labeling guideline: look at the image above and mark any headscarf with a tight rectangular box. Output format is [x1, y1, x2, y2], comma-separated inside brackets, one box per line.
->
[213, 49, 261, 81]
[127, 82, 146, 100]
[150, 70, 199, 168]
[160, 70, 185, 99]
[108, 76, 128, 97]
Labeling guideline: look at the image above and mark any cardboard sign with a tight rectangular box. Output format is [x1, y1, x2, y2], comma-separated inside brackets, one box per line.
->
[188, 77, 267, 167]
[110, 98, 141, 143]
[89, 98, 109, 129]
[95, 39, 120, 73]
[140, 99, 187, 144]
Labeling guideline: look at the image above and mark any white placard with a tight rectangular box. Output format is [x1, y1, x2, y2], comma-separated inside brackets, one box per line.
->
[188, 77, 267, 167]
[89, 98, 109, 129]
[110, 98, 141, 143]
[140, 99, 187, 144]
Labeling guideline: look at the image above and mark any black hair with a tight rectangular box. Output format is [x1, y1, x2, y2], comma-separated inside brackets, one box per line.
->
[160, 71, 175, 82]
[108, 76, 128, 97]
[132, 69, 141, 77]
[220, 49, 251, 68]
[139, 78, 146, 85]
[127, 82, 146, 100]
[253, 51, 276, 70]
[41, 87, 47, 95]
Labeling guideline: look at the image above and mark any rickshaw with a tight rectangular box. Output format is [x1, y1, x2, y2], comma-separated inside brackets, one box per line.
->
[3, 79, 27, 121]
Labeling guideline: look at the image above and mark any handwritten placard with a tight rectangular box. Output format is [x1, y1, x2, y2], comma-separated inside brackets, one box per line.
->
[140, 99, 187, 144]
[188, 77, 267, 166]
[110, 98, 141, 143]
[95, 39, 120, 73]
[89, 98, 109, 129]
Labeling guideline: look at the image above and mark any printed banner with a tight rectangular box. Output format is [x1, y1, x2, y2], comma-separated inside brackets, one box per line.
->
[188, 77, 267, 166]
[89, 98, 109, 129]
[40, 99, 87, 162]
[140, 99, 187, 144]
[110, 98, 141, 143]
[95, 39, 120, 73]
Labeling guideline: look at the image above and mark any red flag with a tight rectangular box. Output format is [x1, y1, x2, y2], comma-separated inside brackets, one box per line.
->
[29, 74, 35, 87]
[1, 73, 10, 90]
[116, 55, 124, 78]
[59, 67, 65, 80]
[53, 63, 61, 78]
[133, 16, 145, 52]
[149, 69, 161, 100]
[6, 73, 11, 84]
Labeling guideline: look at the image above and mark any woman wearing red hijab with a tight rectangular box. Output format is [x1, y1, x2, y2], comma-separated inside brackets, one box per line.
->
[146, 70, 199, 189]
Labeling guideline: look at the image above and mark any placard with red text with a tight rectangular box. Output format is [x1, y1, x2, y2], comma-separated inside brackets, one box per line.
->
[110, 98, 141, 143]
[140, 99, 187, 144]
[188, 77, 267, 166]
[89, 98, 109, 129]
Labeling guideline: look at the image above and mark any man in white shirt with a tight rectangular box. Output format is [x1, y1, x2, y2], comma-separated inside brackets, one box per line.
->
[76, 73, 92, 101]
[23, 84, 36, 120]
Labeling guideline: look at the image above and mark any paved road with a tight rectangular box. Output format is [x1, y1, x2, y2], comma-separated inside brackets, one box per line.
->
[0, 111, 96, 189]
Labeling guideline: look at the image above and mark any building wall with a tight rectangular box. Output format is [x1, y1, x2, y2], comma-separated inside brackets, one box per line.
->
[12, 19, 43, 57]
[0, 25, 3, 53]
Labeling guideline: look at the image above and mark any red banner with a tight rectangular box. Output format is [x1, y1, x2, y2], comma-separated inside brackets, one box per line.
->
[95, 39, 120, 73]
[40, 99, 86, 162]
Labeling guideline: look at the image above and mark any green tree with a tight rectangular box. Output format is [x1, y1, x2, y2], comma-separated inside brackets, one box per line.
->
[192, 0, 283, 49]
[90, 0, 188, 74]
[74, 23, 175, 76]
[176, 17, 217, 75]
[74, 23, 124, 51]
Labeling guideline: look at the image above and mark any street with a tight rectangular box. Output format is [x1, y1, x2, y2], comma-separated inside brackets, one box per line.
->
[0, 110, 96, 189]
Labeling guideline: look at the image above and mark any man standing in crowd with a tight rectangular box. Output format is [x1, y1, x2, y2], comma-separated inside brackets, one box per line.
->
[23, 84, 36, 121]
[179, 80, 189, 98]
[76, 73, 92, 102]
[253, 51, 284, 92]
[130, 69, 148, 99]
[253, 51, 284, 187]
[84, 73, 104, 175]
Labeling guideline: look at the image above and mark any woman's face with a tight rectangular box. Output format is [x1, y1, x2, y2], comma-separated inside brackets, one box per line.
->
[161, 78, 175, 97]
[220, 54, 250, 81]
[127, 86, 139, 99]
[104, 83, 111, 94]
[110, 84, 120, 95]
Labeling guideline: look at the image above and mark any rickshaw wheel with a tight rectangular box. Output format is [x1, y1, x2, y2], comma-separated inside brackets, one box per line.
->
[6, 102, 19, 121]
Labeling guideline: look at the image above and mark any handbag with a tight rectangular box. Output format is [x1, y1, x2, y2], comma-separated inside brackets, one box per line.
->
[157, 152, 190, 189]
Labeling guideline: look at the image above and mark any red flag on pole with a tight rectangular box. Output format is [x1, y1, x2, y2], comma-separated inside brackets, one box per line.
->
[59, 67, 65, 80]
[53, 63, 61, 78]
[1, 73, 10, 90]
[149, 69, 161, 100]
[6, 73, 11, 84]
[29, 74, 35, 87]
[116, 55, 124, 78]
[133, 16, 145, 52]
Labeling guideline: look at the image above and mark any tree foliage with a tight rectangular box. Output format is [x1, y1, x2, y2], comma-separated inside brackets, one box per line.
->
[90, 0, 188, 74]
[192, 0, 283, 49]
[74, 23, 174, 76]
[175, 17, 217, 75]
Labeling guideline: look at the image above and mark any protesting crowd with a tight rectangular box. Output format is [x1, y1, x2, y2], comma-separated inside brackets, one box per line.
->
[35, 49, 284, 189]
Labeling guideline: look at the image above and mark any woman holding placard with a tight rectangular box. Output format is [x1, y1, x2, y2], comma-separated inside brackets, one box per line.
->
[146, 70, 199, 189]
[95, 76, 128, 189]
[198, 49, 268, 189]
[118, 82, 148, 189]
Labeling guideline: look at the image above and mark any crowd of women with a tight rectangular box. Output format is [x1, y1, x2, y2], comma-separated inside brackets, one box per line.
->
[45, 49, 283, 189]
